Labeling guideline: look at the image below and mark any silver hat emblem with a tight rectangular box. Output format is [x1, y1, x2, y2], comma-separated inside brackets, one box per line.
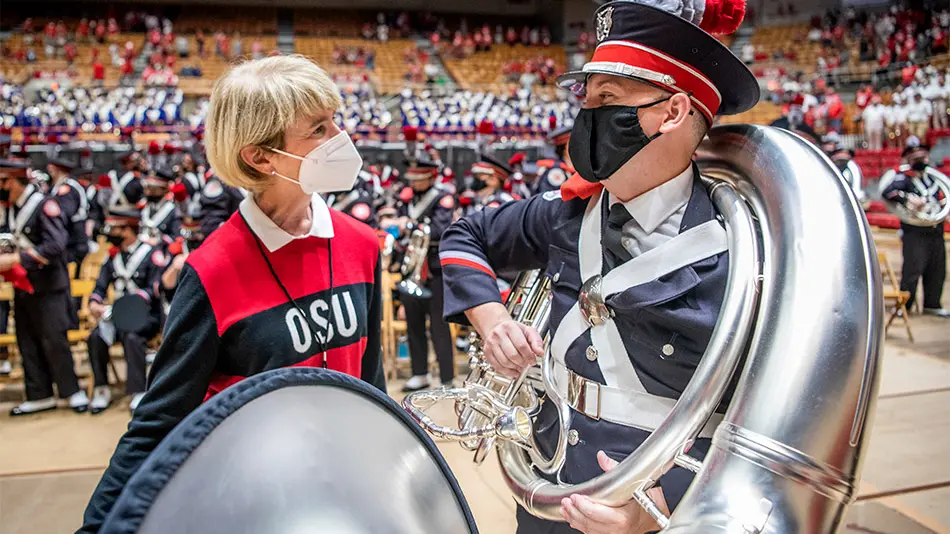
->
[596, 7, 613, 42]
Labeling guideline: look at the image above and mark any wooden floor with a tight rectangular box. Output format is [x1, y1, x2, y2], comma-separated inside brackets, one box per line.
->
[0, 233, 948, 534]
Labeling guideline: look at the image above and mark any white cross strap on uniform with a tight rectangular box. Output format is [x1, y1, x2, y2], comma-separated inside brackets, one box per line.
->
[142, 201, 176, 230]
[113, 243, 151, 296]
[409, 186, 444, 221]
[111, 171, 138, 209]
[9, 188, 44, 250]
[549, 186, 728, 434]
[56, 178, 90, 222]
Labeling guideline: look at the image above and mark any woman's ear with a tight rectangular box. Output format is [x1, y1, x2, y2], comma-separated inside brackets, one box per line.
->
[656, 93, 694, 135]
[239, 145, 276, 177]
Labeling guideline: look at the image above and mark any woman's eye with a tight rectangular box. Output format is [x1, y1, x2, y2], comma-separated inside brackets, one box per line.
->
[313, 126, 325, 136]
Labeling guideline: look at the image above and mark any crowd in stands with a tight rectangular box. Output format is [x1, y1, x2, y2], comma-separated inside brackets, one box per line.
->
[1, 82, 186, 131]
[1, 11, 280, 87]
[763, 61, 949, 150]
[443, 24, 553, 60]
[742, 5, 950, 79]
[2, 74, 576, 139]
[338, 90, 394, 132]
[398, 88, 578, 134]
[859, 65, 950, 149]
[501, 55, 562, 87]
[331, 46, 378, 69]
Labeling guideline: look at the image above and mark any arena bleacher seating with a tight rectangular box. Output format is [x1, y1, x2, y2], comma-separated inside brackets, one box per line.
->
[295, 37, 412, 95]
[441, 44, 567, 94]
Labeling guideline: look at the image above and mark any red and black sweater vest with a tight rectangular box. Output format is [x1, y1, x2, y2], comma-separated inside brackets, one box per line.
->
[78, 208, 385, 534]
[188, 207, 385, 397]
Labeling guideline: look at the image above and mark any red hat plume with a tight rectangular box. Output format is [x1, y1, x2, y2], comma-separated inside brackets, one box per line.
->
[402, 126, 418, 142]
[477, 120, 494, 135]
[169, 182, 189, 202]
[148, 140, 162, 155]
[700, 0, 746, 36]
[508, 153, 526, 167]
[167, 237, 184, 256]
[97, 174, 112, 188]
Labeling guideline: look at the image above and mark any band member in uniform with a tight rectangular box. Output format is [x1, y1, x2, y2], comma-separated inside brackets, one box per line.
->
[534, 125, 574, 195]
[86, 172, 111, 239]
[881, 143, 950, 317]
[439, 1, 757, 531]
[1, 159, 89, 416]
[48, 158, 90, 276]
[172, 151, 205, 220]
[392, 158, 457, 392]
[80, 55, 385, 534]
[86, 210, 166, 414]
[161, 218, 205, 302]
[770, 94, 819, 144]
[109, 152, 145, 211]
[326, 169, 378, 227]
[140, 168, 181, 247]
[198, 172, 243, 236]
[471, 154, 518, 210]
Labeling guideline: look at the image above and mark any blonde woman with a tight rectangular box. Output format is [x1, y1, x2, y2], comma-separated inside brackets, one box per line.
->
[79, 55, 385, 533]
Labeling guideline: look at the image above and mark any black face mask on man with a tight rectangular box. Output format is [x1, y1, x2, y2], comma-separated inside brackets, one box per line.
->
[911, 160, 928, 172]
[569, 97, 671, 183]
[106, 233, 125, 247]
[0, 187, 9, 205]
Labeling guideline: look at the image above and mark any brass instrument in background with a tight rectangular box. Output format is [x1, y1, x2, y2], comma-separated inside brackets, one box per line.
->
[379, 231, 396, 271]
[397, 221, 432, 299]
[882, 166, 950, 227]
[840, 159, 870, 209]
[405, 125, 883, 533]
[0, 233, 17, 255]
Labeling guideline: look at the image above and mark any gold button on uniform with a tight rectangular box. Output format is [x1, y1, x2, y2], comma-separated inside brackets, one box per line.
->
[552, 272, 560, 283]
[586, 345, 598, 361]
[662, 344, 675, 357]
[568, 429, 579, 446]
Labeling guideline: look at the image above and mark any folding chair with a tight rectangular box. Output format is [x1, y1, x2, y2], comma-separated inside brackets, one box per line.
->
[0, 282, 19, 382]
[878, 251, 914, 342]
[381, 270, 407, 383]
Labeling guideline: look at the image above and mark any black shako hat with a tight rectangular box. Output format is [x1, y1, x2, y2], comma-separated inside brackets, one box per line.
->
[557, 0, 759, 122]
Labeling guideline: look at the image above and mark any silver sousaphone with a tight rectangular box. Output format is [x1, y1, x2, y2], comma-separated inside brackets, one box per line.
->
[404, 124, 883, 533]
[881, 166, 950, 227]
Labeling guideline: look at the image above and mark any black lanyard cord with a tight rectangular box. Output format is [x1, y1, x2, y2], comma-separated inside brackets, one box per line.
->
[240, 211, 333, 368]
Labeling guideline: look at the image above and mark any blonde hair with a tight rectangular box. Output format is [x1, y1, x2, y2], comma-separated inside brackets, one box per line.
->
[205, 55, 343, 192]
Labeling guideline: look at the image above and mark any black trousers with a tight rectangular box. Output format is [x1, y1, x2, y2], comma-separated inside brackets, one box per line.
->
[0, 300, 9, 358]
[14, 290, 80, 400]
[900, 224, 946, 310]
[87, 321, 158, 394]
[401, 274, 455, 382]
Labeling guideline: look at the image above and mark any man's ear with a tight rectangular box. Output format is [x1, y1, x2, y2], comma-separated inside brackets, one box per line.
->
[656, 93, 694, 135]
[240, 145, 277, 177]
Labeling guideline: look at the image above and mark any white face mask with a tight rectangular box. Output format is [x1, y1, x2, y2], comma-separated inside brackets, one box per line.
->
[268, 131, 363, 194]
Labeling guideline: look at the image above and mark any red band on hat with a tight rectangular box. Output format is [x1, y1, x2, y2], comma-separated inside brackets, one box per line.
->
[590, 41, 722, 121]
